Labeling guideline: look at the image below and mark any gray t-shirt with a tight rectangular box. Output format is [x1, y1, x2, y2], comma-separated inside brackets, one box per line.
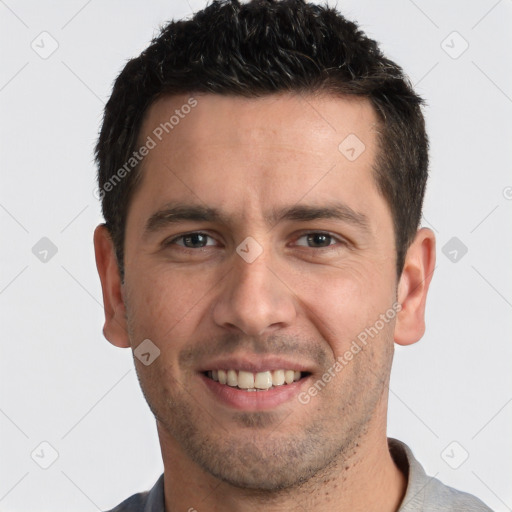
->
[105, 438, 493, 511]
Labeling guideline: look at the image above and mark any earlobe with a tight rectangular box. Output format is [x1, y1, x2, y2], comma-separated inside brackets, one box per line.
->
[93, 224, 131, 348]
[394, 228, 436, 346]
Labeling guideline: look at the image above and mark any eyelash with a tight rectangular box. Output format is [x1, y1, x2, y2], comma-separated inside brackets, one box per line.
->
[164, 231, 348, 250]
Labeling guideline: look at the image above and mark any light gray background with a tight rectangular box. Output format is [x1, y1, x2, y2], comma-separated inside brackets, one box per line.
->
[1, 0, 511, 510]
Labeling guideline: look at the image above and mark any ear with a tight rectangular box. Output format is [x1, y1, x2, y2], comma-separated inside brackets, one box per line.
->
[394, 227, 436, 346]
[93, 224, 130, 348]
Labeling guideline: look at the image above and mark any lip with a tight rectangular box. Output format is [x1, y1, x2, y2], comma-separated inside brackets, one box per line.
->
[197, 356, 313, 374]
[200, 372, 311, 411]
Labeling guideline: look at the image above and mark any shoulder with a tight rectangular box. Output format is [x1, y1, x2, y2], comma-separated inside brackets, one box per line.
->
[104, 491, 149, 512]
[389, 439, 494, 512]
[103, 474, 165, 512]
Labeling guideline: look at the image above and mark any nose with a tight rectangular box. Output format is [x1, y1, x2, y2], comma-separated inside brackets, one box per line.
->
[212, 249, 297, 337]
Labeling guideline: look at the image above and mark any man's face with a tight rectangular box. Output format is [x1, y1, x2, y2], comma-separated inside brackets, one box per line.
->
[121, 93, 399, 489]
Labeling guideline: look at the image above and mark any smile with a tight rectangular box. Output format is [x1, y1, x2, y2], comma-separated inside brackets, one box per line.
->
[205, 369, 306, 391]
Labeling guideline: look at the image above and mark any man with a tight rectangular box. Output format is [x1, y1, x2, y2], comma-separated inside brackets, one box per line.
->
[93, 0, 493, 510]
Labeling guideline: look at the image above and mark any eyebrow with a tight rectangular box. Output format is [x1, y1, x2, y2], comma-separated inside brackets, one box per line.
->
[143, 201, 370, 239]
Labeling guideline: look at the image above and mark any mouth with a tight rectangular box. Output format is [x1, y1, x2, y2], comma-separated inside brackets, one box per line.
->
[203, 369, 311, 391]
[198, 357, 314, 410]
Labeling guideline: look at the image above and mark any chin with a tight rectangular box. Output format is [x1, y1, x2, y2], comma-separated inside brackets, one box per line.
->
[190, 433, 341, 492]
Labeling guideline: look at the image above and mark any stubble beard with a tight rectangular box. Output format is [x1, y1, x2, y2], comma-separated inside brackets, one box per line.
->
[125, 297, 394, 493]
[145, 348, 392, 494]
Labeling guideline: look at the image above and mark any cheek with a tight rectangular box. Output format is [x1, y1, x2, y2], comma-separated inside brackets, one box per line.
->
[126, 268, 196, 339]
[125, 272, 195, 396]
[296, 263, 395, 357]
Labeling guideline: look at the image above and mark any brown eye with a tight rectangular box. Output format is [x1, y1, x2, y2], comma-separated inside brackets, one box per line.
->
[169, 232, 216, 248]
[295, 232, 339, 248]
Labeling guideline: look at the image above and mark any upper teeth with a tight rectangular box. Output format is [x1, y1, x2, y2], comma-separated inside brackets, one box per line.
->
[208, 369, 301, 390]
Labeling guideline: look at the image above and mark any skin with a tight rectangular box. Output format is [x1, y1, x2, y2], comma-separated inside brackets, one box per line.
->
[94, 92, 436, 511]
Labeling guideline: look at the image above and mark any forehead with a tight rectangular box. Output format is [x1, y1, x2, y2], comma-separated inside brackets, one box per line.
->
[140, 92, 378, 161]
[130, 92, 385, 228]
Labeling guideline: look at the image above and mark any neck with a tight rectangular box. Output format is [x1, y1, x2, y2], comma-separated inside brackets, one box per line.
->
[158, 424, 406, 512]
